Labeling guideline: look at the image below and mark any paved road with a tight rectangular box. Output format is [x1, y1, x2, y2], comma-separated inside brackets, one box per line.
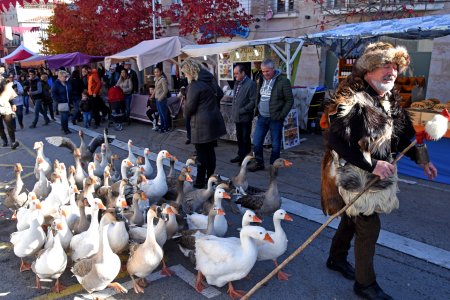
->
[0, 113, 449, 299]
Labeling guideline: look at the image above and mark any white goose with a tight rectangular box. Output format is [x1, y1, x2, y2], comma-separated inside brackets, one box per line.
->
[72, 223, 127, 294]
[10, 209, 46, 272]
[139, 150, 172, 201]
[186, 188, 231, 237]
[32, 158, 52, 199]
[126, 207, 163, 294]
[70, 198, 106, 261]
[100, 199, 129, 254]
[54, 211, 73, 251]
[194, 226, 273, 298]
[33, 141, 52, 180]
[256, 209, 293, 281]
[16, 193, 40, 231]
[127, 139, 137, 165]
[142, 148, 154, 178]
[62, 184, 81, 232]
[32, 219, 68, 293]
[73, 148, 88, 191]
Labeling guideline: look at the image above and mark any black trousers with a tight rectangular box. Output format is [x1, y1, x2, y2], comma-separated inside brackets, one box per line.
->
[329, 213, 380, 286]
[194, 140, 217, 186]
[235, 121, 252, 159]
[0, 114, 16, 144]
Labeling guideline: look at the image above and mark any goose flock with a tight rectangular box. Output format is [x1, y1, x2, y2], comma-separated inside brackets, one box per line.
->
[3, 129, 294, 299]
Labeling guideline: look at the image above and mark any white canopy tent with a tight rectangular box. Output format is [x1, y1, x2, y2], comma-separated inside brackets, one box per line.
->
[1, 43, 36, 64]
[181, 36, 304, 81]
[104, 36, 195, 71]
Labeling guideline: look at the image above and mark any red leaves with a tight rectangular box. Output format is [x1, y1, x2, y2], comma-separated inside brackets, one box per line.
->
[43, 0, 162, 55]
[167, 0, 253, 44]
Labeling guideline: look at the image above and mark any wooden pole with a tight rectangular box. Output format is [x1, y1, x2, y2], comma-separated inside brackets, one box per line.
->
[241, 140, 417, 300]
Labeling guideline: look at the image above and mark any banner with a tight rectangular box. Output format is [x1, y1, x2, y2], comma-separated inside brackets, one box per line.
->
[283, 108, 300, 149]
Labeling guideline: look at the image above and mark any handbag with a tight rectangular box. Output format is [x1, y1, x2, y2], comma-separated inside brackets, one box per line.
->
[58, 102, 69, 112]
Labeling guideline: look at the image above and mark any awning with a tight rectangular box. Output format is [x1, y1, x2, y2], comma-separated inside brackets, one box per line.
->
[303, 14, 450, 56]
[45, 52, 104, 69]
[18, 54, 47, 68]
[105, 36, 195, 71]
[181, 36, 304, 81]
[182, 36, 303, 57]
[1, 43, 36, 64]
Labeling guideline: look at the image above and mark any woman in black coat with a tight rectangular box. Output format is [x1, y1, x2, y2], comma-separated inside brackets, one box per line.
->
[181, 59, 226, 188]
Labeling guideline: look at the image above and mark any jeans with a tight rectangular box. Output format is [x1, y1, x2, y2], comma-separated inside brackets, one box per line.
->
[23, 95, 30, 113]
[124, 94, 132, 118]
[14, 105, 24, 128]
[44, 101, 55, 119]
[236, 121, 252, 159]
[83, 112, 91, 128]
[32, 99, 50, 125]
[60, 111, 69, 132]
[253, 116, 283, 165]
[72, 96, 81, 123]
[0, 114, 16, 143]
[156, 99, 169, 130]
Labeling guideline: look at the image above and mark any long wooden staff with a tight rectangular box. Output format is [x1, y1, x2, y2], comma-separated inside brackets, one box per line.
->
[241, 139, 417, 300]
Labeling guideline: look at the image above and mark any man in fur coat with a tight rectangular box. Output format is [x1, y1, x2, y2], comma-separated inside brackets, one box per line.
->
[321, 42, 437, 300]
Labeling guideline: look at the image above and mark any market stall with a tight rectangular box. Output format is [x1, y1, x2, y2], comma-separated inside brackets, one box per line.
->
[105, 36, 195, 121]
[17, 52, 104, 69]
[303, 14, 450, 183]
[1, 43, 35, 64]
[182, 36, 305, 148]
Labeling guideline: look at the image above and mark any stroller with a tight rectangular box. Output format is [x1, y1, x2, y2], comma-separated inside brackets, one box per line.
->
[107, 86, 126, 131]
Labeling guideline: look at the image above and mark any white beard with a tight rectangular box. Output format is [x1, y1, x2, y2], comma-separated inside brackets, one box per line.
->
[369, 79, 395, 94]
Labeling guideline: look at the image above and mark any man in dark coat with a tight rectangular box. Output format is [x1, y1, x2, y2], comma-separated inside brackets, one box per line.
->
[181, 58, 226, 188]
[230, 64, 256, 165]
[321, 42, 437, 300]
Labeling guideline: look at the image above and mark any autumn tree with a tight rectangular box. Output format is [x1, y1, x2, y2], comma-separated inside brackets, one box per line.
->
[166, 0, 254, 44]
[42, 0, 163, 55]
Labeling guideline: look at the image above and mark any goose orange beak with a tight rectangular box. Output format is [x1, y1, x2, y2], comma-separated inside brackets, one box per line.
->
[222, 192, 231, 200]
[98, 202, 106, 210]
[284, 213, 293, 221]
[60, 209, 67, 217]
[166, 207, 175, 215]
[284, 160, 293, 167]
[252, 215, 262, 223]
[36, 202, 42, 209]
[165, 152, 172, 158]
[263, 233, 274, 243]
[73, 186, 80, 193]
[56, 222, 63, 231]
[127, 160, 134, 167]
[121, 200, 128, 208]
[217, 208, 225, 215]
[140, 191, 148, 200]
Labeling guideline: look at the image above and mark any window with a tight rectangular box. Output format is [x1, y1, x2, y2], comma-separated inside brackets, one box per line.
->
[276, 0, 294, 12]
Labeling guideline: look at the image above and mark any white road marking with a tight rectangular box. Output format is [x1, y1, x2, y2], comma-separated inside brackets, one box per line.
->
[75, 264, 221, 299]
[282, 198, 450, 270]
[80, 127, 450, 271]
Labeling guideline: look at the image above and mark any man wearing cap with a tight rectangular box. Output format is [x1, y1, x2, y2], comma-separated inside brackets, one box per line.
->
[321, 42, 438, 299]
[124, 61, 138, 94]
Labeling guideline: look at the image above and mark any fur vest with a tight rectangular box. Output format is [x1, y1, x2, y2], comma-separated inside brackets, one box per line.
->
[321, 77, 415, 216]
